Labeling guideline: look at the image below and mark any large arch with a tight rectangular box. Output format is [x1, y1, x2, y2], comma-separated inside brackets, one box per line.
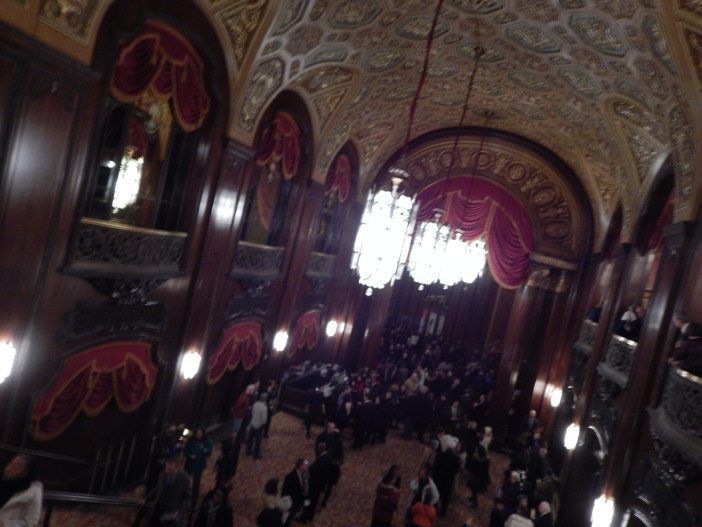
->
[376, 127, 594, 266]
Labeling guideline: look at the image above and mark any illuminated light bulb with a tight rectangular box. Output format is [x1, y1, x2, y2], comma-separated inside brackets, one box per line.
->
[179, 350, 202, 380]
[0, 341, 16, 384]
[591, 495, 615, 527]
[550, 387, 563, 408]
[418, 285, 424, 291]
[325, 320, 338, 338]
[273, 330, 289, 353]
[365, 288, 373, 297]
[563, 423, 580, 450]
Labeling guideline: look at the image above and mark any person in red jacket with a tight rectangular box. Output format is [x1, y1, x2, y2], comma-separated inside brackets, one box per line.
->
[371, 466, 401, 527]
[410, 490, 437, 527]
[231, 385, 253, 437]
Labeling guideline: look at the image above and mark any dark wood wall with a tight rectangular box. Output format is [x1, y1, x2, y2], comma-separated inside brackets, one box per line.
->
[0, 9, 364, 491]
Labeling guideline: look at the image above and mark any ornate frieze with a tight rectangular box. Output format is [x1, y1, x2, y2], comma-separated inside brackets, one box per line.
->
[238, 57, 284, 132]
[219, 0, 268, 68]
[305, 252, 337, 280]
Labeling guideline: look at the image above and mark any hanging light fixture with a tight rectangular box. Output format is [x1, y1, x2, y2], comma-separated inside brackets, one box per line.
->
[350, 0, 446, 290]
[407, 211, 451, 286]
[591, 495, 615, 527]
[350, 176, 416, 289]
[409, 43, 487, 289]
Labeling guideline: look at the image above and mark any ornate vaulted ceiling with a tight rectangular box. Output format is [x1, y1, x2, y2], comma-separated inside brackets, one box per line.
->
[3, 0, 702, 245]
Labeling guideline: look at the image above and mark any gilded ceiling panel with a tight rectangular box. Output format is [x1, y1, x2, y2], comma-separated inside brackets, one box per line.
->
[39, 0, 100, 42]
[669, 105, 695, 208]
[678, 0, 702, 19]
[227, 0, 700, 233]
[237, 57, 284, 132]
[219, 0, 268, 68]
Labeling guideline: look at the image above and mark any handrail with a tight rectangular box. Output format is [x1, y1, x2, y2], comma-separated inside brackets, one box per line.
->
[0, 444, 104, 467]
[42, 491, 141, 527]
[43, 491, 141, 507]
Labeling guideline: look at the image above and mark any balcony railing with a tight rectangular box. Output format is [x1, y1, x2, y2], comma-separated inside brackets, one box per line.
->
[573, 319, 598, 356]
[661, 367, 702, 438]
[230, 241, 285, 280]
[597, 334, 637, 388]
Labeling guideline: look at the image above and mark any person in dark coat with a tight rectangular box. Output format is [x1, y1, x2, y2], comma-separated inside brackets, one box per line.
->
[316, 422, 344, 506]
[488, 498, 508, 527]
[282, 459, 310, 522]
[352, 393, 372, 450]
[298, 443, 330, 523]
[215, 434, 242, 490]
[432, 447, 460, 516]
[193, 486, 233, 527]
[184, 429, 213, 502]
[371, 468, 401, 527]
[535, 501, 553, 527]
[257, 478, 288, 527]
[467, 445, 491, 508]
[148, 458, 191, 527]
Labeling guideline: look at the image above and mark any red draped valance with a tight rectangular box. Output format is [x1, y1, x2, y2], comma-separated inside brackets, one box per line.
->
[110, 20, 211, 132]
[326, 154, 352, 203]
[255, 113, 301, 179]
[289, 309, 321, 357]
[32, 341, 158, 441]
[646, 193, 674, 253]
[206, 321, 263, 385]
[254, 113, 302, 230]
[416, 177, 535, 289]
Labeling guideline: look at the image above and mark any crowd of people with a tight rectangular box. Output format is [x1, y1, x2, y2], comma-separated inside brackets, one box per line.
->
[242, 327, 562, 527]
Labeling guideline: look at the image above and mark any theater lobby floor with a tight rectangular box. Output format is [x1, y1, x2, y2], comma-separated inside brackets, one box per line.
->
[49, 412, 508, 526]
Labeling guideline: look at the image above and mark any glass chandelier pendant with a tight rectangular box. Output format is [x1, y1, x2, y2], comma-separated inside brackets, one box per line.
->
[351, 177, 416, 290]
[462, 238, 487, 284]
[439, 231, 468, 287]
[408, 213, 450, 286]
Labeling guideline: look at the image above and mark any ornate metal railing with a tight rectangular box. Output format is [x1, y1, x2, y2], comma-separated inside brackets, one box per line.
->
[66, 218, 187, 277]
[634, 462, 697, 527]
[230, 241, 285, 280]
[597, 334, 637, 388]
[580, 319, 598, 347]
[305, 252, 337, 280]
[661, 367, 702, 437]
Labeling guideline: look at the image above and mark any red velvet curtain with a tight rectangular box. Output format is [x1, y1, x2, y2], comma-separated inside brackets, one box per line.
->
[290, 310, 321, 357]
[110, 21, 211, 132]
[253, 113, 302, 230]
[32, 342, 157, 441]
[206, 321, 264, 385]
[416, 177, 535, 288]
[326, 154, 352, 203]
[647, 192, 674, 253]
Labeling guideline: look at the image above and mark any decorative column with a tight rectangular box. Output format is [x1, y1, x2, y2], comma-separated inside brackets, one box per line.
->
[557, 244, 630, 527]
[490, 263, 562, 446]
[603, 222, 693, 518]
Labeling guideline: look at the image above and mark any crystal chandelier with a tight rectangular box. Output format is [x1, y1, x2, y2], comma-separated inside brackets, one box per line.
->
[350, 0, 444, 290]
[437, 231, 486, 287]
[351, 177, 416, 289]
[408, 44, 488, 289]
[407, 212, 450, 286]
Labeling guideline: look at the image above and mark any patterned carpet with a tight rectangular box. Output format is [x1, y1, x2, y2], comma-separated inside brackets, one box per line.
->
[48, 413, 508, 526]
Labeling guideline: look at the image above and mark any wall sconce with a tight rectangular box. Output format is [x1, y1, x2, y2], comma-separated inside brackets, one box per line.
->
[0, 341, 16, 384]
[325, 320, 338, 338]
[273, 330, 289, 353]
[591, 494, 615, 527]
[563, 423, 580, 450]
[549, 386, 563, 408]
[179, 349, 202, 380]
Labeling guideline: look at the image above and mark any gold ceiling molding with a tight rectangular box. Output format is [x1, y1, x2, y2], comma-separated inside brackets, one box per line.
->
[3, 0, 702, 231]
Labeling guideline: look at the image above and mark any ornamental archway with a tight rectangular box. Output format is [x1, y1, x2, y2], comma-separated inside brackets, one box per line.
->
[376, 127, 594, 270]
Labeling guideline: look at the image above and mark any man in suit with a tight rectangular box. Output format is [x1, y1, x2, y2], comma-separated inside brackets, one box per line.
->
[282, 459, 309, 523]
[148, 457, 191, 526]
